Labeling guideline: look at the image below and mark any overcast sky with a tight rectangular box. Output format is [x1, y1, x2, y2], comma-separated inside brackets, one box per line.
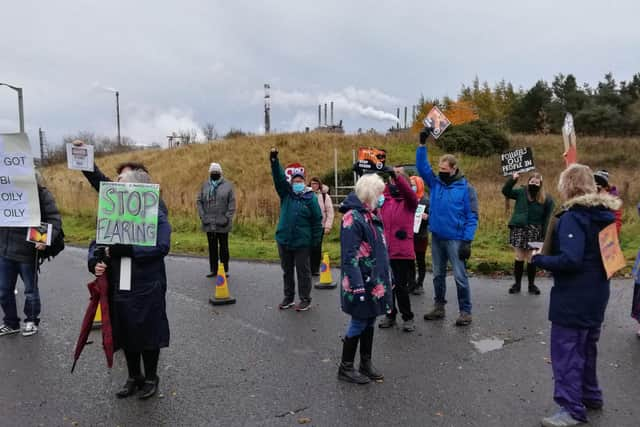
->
[1, 0, 639, 151]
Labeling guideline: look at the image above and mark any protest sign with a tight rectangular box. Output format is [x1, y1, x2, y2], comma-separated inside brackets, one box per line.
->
[413, 204, 427, 234]
[562, 113, 577, 166]
[96, 182, 160, 246]
[598, 223, 625, 279]
[284, 163, 305, 183]
[26, 223, 52, 246]
[355, 147, 387, 175]
[424, 106, 451, 139]
[501, 147, 535, 176]
[0, 133, 40, 227]
[66, 143, 94, 171]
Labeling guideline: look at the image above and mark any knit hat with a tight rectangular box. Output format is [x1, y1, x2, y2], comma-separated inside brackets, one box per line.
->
[209, 162, 222, 174]
[594, 169, 609, 187]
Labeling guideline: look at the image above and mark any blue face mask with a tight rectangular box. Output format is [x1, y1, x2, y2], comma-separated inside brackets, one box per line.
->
[411, 185, 417, 193]
[377, 195, 385, 208]
[292, 182, 305, 194]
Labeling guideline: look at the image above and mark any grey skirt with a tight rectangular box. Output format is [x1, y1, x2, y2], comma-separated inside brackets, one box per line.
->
[509, 224, 543, 249]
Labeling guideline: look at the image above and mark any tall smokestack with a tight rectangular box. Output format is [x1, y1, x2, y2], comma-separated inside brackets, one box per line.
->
[330, 101, 334, 126]
[404, 106, 408, 128]
[412, 105, 416, 123]
[396, 108, 400, 129]
[318, 104, 321, 127]
[324, 103, 327, 127]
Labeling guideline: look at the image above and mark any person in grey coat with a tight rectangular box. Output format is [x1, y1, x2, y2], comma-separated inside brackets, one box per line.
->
[196, 163, 236, 277]
[0, 173, 62, 337]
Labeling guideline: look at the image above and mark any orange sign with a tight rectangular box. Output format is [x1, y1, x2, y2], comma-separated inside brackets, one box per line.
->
[356, 147, 387, 174]
[598, 223, 625, 279]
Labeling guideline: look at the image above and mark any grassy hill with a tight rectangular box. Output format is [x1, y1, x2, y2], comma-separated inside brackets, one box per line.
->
[43, 132, 640, 274]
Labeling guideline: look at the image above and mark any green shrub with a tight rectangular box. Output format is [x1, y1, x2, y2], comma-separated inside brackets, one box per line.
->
[436, 120, 509, 157]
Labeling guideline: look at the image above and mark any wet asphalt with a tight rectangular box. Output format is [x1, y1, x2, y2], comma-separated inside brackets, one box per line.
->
[0, 246, 638, 427]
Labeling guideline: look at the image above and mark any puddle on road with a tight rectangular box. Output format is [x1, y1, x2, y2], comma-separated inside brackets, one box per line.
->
[471, 337, 505, 353]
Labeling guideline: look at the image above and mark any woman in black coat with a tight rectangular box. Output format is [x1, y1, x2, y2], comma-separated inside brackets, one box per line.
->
[88, 169, 171, 399]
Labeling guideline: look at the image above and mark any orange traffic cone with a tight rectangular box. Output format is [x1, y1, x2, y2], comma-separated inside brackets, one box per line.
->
[92, 303, 102, 329]
[315, 252, 336, 289]
[209, 263, 236, 305]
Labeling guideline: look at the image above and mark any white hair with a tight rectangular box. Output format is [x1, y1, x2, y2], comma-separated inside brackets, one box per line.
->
[355, 173, 385, 210]
[118, 169, 153, 184]
[558, 164, 596, 200]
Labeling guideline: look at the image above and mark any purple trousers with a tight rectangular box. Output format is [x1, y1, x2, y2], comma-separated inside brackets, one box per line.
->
[550, 323, 603, 422]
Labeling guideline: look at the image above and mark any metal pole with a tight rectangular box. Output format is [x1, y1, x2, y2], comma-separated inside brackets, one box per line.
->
[334, 148, 338, 197]
[17, 87, 24, 133]
[39, 128, 44, 164]
[115, 91, 121, 145]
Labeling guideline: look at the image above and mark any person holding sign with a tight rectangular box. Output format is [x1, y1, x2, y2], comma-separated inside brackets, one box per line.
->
[416, 129, 479, 327]
[0, 172, 61, 337]
[196, 163, 236, 278]
[531, 164, 621, 427]
[88, 169, 171, 400]
[502, 172, 554, 295]
[270, 148, 323, 312]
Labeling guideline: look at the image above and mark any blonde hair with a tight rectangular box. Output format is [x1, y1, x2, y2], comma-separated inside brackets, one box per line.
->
[439, 154, 458, 169]
[558, 164, 596, 200]
[527, 172, 546, 204]
[355, 173, 385, 210]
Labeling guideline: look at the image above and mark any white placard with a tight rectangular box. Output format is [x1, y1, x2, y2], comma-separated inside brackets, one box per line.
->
[413, 204, 427, 234]
[119, 257, 132, 291]
[66, 143, 94, 171]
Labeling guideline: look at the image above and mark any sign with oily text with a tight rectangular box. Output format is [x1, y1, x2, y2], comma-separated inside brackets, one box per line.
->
[598, 223, 625, 279]
[355, 147, 387, 175]
[66, 143, 94, 171]
[501, 147, 535, 176]
[424, 106, 451, 139]
[284, 163, 305, 183]
[0, 133, 40, 227]
[96, 182, 160, 246]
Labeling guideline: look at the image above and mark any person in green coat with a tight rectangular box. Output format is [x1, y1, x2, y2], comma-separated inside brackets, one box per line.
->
[502, 172, 554, 294]
[270, 148, 323, 312]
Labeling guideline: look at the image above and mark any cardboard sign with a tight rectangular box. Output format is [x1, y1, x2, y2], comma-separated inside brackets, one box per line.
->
[598, 223, 625, 279]
[96, 182, 160, 246]
[413, 204, 427, 234]
[562, 113, 577, 167]
[355, 147, 387, 174]
[501, 147, 535, 176]
[284, 163, 305, 183]
[424, 106, 451, 139]
[26, 222, 52, 246]
[0, 133, 41, 227]
[66, 143, 95, 171]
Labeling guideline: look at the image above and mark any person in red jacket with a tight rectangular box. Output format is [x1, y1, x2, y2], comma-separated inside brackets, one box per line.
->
[594, 170, 622, 235]
[378, 168, 419, 332]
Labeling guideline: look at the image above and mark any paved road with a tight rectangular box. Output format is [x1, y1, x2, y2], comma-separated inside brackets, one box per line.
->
[1, 247, 638, 426]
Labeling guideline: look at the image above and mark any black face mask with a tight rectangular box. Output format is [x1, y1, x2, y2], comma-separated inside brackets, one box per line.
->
[439, 171, 453, 183]
[528, 185, 540, 195]
[210, 173, 221, 181]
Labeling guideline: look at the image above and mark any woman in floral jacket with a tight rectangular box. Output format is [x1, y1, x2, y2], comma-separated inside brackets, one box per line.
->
[338, 173, 392, 384]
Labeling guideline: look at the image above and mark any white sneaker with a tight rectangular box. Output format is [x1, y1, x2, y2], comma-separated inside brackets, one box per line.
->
[0, 324, 20, 336]
[22, 322, 38, 337]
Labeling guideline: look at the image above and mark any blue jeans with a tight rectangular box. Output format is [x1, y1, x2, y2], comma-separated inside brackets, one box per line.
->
[346, 317, 376, 338]
[0, 256, 39, 329]
[431, 235, 472, 314]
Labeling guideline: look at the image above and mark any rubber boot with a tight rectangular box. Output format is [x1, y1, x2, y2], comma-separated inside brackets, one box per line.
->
[527, 263, 541, 295]
[338, 335, 370, 384]
[358, 326, 383, 381]
[509, 260, 524, 294]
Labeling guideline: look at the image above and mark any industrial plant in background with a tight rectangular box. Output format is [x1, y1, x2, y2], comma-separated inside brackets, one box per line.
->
[387, 106, 416, 135]
[314, 102, 344, 134]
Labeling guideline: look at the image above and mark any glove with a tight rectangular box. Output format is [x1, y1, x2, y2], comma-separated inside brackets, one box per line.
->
[419, 130, 429, 145]
[109, 244, 134, 258]
[269, 148, 278, 162]
[458, 241, 471, 261]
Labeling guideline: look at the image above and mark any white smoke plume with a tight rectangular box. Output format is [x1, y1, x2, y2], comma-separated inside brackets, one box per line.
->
[91, 81, 118, 93]
[122, 105, 203, 146]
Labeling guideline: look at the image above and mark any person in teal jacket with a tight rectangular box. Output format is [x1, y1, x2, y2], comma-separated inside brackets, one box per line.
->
[270, 148, 323, 312]
[502, 172, 554, 295]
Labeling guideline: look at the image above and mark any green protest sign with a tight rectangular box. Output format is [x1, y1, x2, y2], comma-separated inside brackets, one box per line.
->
[96, 182, 160, 246]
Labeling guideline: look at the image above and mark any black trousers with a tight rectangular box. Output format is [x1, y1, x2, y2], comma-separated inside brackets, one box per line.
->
[387, 259, 414, 321]
[277, 244, 312, 302]
[310, 234, 324, 275]
[207, 232, 229, 273]
[415, 250, 427, 286]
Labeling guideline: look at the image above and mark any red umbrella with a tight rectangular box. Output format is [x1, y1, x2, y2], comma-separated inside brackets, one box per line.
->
[71, 274, 113, 373]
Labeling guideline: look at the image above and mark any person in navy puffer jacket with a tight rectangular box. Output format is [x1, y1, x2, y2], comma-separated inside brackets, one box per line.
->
[416, 129, 478, 326]
[532, 164, 620, 427]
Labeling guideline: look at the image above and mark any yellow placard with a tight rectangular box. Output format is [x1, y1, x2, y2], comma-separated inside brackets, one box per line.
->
[598, 223, 625, 279]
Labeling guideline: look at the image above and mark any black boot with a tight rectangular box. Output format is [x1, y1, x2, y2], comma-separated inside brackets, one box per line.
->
[359, 326, 383, 381]
[527, 263, 540, 295]
[509, 260, 524, 294]
[338, 335, 370, 384]
[116, 376, 144, 398]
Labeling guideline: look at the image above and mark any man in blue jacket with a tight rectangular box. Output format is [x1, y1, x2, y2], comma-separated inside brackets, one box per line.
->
[416, 129, 479, 326]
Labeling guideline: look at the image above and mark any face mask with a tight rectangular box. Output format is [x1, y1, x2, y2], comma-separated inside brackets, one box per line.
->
[210, 173, 221, 181]
[528, 184, 540, 195]
[439, 171, 452, 182]
[377, 195, 385, 208]
[292, 182, 305, 193]
[411, 185, 417, 193]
